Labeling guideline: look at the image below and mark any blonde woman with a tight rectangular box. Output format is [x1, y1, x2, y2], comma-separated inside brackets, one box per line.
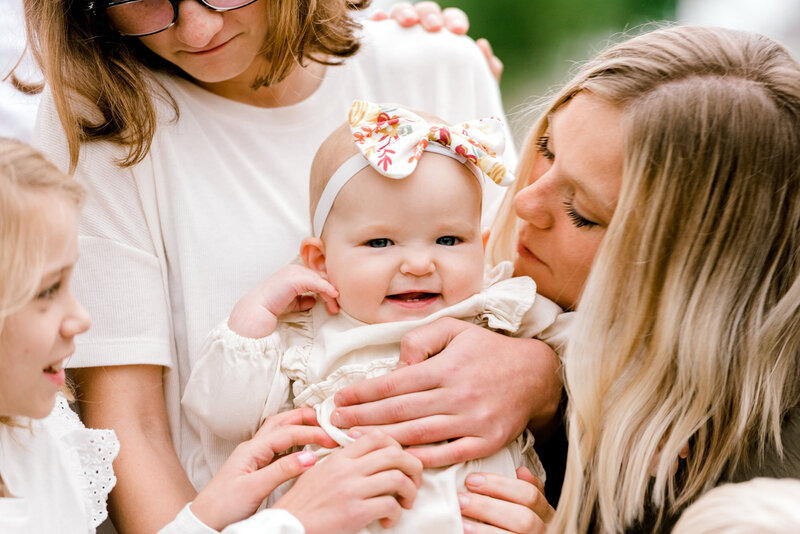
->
[453, 25, 800, 534]
[23, 0, 561, 532]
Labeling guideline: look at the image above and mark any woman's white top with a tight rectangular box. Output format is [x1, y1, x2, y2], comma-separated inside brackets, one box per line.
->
[33, 20, 513, 491]
[0, 396, 118, 533]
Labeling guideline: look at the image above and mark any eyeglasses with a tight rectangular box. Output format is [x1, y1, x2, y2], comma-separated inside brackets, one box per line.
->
[88, 0, 259, 37]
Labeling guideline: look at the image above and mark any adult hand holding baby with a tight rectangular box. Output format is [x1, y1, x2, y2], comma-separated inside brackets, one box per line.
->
[333, 318, 562, 467]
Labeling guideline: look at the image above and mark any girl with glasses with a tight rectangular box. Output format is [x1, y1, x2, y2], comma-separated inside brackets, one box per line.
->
[23, 1, 557, 532]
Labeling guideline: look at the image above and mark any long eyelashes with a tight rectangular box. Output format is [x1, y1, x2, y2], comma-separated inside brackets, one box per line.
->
[536, 136, 554, 160]
[563, 200, 598, 229]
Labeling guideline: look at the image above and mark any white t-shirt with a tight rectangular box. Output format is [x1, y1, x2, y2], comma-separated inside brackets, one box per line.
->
[34, 20, 516, 491]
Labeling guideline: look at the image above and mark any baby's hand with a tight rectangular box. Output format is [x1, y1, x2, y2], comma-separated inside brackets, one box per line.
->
[228, 264, 339, 338]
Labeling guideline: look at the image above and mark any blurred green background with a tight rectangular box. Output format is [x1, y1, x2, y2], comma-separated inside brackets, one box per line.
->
[449, 0, 679, 140]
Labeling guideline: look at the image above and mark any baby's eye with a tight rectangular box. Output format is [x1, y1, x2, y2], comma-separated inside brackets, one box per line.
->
[436, 236, 461, 246]
[37, 281, 61, 300]
[366, 238, 394, 248]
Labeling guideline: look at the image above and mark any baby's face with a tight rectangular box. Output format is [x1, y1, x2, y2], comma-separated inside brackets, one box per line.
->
[319, 154, 485, 324]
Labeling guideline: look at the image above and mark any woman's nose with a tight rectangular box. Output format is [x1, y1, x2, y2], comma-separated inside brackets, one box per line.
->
[400, 251, 436, 277]
[514, 176, 555, 230]
[61, 291, 91, 340]
[173, 0, 225, 48]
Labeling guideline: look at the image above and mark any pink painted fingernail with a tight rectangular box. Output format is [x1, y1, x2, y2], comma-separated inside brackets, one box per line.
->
[465, 474, 485, 487]
[297, 451, 316, 467]
[458, 493, 469, 509]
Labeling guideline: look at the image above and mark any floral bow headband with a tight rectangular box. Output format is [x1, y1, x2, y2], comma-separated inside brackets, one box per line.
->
[312, 100, 515, 236]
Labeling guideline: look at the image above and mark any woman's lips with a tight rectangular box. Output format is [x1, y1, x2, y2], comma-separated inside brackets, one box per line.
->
[187, 37, 234, 55]
[517, 240, 546, 266]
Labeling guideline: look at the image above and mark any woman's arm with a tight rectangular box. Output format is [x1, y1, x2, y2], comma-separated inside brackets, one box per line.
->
[73, 365, 196, 534]
[333, 318, 563, 467]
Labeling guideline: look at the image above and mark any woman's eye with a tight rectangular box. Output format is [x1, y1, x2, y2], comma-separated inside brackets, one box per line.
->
[37, 282, 61, 300]
[563, 201, 598, 229]
[536, 135, 555, 160]
[366, 238, 394, 248]
[436, 236, 460, 246]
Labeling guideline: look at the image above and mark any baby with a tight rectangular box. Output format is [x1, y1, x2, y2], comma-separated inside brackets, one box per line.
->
[183, 101, 570, 533]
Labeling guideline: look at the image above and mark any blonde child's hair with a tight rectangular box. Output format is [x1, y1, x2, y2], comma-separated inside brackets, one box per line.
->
[485, 26, 800, 533]
[22, 0, 370, 171]
[0, 138, 84, 425]
[671, 478, 800, 534]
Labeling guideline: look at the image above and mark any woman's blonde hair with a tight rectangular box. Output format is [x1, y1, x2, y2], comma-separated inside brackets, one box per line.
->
[22, 0, 369, 171]
[671, 478, 800, 534]
[0, 138, 84, 425]
[487, 26, 800, 532]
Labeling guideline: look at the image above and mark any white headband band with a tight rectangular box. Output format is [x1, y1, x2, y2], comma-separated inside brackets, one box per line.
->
[312, 144, 481, 236]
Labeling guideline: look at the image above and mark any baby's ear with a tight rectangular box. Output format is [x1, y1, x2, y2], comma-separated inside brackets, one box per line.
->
[300, 237, 328, 277]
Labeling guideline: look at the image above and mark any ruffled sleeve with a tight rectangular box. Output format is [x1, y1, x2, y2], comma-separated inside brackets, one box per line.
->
[182, 320, 290, 442]
[479, 262, 564, 347]
[49, 396, 119, 530]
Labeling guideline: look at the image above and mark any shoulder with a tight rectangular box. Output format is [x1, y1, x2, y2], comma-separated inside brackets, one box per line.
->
[353, 20, 494, 92]
[358, 19, 486, 66]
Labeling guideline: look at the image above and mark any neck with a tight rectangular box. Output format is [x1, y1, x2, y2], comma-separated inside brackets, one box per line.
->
[195, 60, 327, 107]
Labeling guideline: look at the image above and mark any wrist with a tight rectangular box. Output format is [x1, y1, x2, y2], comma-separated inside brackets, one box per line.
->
[228, 303, 278, 339]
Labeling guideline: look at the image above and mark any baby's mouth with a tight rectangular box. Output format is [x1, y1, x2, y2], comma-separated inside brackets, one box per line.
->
[387, 292, 439, 302]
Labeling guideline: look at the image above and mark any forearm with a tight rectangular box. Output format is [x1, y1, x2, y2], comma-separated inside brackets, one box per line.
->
[73, 365, 196, 534]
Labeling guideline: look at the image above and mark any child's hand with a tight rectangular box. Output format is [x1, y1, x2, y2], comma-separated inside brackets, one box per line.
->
[228, 264, 339, 338]
[273, 430, 423, 534]
[189, 408, 338, 531]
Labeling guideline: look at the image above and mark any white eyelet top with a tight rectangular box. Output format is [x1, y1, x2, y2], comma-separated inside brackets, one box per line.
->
[0, 395, 119, 533]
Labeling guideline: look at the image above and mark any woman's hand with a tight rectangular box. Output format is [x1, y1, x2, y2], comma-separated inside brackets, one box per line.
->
[374, 2, 503, 81]
[273, 430, 423, 534]
[190, 408, 338, 531]
[332, 318, 563, 467]
[228, 264, 339, 339]
[459, 468, 554, 533]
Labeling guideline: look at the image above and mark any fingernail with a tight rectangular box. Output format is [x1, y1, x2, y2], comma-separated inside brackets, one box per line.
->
[465, 474, 484, 487]
[348, 428, 363, 439]
[458, 493, 469, 509]
[400, 7, 417, 23]
[424, 13, 442, 28]
[396, 360, 409, 368]
[463, 521, 475, 534]
[297, 451, 316, 467]
[331, 410, 341, 427]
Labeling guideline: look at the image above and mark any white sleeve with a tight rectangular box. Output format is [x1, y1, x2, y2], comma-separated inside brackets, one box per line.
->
[182, 321, 289, 442]
[33, 89, 173, 369]
[159, 504, 304, 534]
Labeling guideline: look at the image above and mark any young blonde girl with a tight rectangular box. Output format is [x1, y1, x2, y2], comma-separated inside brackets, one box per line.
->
[0, 137, 424, 534]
